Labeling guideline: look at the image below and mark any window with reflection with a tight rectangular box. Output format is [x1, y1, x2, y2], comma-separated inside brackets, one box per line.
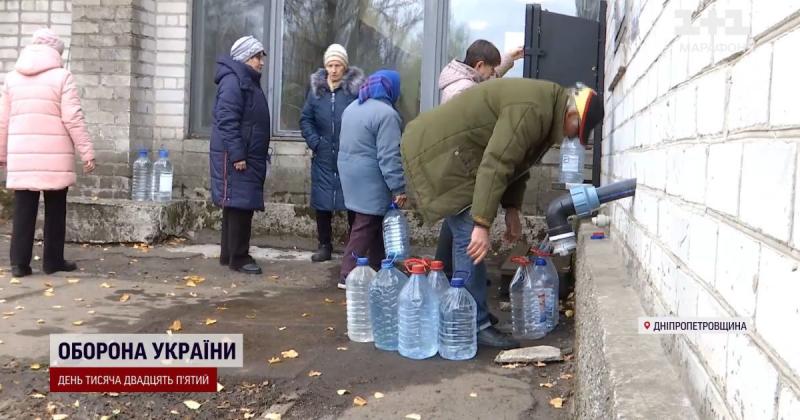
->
[280, 0, 424, 132]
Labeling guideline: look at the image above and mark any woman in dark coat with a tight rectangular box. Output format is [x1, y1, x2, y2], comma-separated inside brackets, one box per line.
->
[300, 43, 364, 262]
[210, 35, 270, 275]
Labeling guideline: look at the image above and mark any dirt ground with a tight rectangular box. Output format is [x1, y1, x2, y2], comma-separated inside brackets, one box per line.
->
[0, 228, 575, 420]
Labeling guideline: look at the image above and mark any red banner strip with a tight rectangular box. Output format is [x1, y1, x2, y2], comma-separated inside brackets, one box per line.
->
[50, 367, 217, 392]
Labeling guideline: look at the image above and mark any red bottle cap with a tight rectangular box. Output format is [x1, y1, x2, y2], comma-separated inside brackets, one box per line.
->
[410, 264, 426, 275]
[430, 260, 444, 270]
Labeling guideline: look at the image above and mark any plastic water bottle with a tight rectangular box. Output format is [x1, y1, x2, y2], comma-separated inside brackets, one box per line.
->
[370, 259, 408, 351]
[509, 257, 530, 339]
[398, 264, 439, 359]
[438, 276, 477, 360]
[131, 149, 152, 201]
[383, 203, 410, 260]
[559, 137, 584, 185]
[541, 255, 560, 332]
[346, 257, 376, 343]
[428, 260, 450, 300]
[151, 148, 173, 202]
[512, 257, 549, 340]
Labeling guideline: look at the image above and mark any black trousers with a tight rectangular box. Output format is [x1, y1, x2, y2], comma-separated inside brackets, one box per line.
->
[220, 207, 255, 269]
[10, 189, 68, 270]
[316, 210, 356, 246]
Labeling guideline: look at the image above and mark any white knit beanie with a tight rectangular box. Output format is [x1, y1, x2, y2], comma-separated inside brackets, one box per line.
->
[323, 43, 348, 67]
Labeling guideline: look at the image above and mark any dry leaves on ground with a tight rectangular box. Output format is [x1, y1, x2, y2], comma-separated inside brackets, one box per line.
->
[301, 313, 310, 318]
[539, 383, 554, 388]
[267, 357, 281, 365]
[337, 389, 349, 396]
[324, 298, 334, 303]
[281, 349, 299, 359]
[67, 278, 80, 284]
[100, 282, 112, 289]
[308, 370, 322, 377]
[336, 347, 348, 351]
[205, 318, 217, 326]
[353, 396, 367, 407]
[565, 309, 574, 318]
[264, 414, 281, 420]
[373, 392, 384, 399]
[405, 414, 422, 420]
[72, 320, 84, 326]
[535, 362, 547, 367]
[52, 414, 69, 420]
[168, 320, 182, 332]
[550, 397, 564, 409]
[278, 326, 287, 331]
[183, 400, 201, 410]
[9, 278, 20, 284]
[30, 363, 41, 370]
[560, 373, 573, 380]
[469, 392, 478, 398]
[119, 294, 130, 303]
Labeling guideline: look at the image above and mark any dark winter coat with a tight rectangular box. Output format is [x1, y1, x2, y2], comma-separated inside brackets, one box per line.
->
[210, 56, 270, 211]
[299, 67, 365, 211]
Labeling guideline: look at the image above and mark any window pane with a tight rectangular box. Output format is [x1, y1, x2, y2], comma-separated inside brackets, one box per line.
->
[281, 0, 425, 132]
[447, 0, 578, 79]
[192, 0, 269, 134]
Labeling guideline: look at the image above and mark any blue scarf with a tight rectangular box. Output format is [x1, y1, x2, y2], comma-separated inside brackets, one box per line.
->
[358, 69, 401, 105]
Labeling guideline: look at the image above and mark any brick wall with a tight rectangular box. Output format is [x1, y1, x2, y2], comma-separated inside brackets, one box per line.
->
[603, 0, 800, 419]
[0, 0, 72, 84]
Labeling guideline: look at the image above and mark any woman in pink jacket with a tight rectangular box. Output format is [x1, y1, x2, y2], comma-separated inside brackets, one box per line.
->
[0, 28, 96, 278]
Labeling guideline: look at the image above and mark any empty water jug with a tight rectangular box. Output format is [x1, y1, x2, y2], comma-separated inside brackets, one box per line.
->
[370, 259, 408, 351]
[511, 257, 549, 340]
[383, 203, 410, 261]
[438, 276, 477, 360]
[398, 264, 439, 359]
[346, 257, 376, 343]
[509, 257, 531, 339]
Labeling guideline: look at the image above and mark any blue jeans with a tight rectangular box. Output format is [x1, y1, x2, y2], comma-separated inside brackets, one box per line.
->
[443, 210, 492, 331]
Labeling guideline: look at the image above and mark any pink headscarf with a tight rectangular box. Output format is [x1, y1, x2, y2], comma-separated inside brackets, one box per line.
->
[32, 28, 64, 55]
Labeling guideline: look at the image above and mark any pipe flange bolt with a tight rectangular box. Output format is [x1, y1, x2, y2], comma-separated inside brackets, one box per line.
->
[569, 184, 600, 217]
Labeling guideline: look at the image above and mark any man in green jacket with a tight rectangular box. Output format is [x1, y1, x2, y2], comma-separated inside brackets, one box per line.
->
[401, 78, 603, 348]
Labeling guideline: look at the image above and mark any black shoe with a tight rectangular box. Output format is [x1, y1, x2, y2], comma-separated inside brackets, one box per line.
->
[477, 326, 520, 349]
[235, 263, 262, 275]
[489, 312, 499, 325]
[43, 260, 78, 275]
[311, 244, 332, 262]
[11, 265, 32, 278]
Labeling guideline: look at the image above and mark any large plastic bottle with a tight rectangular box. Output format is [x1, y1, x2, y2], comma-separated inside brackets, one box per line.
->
[559, 137, 585, 185]
[513, 257, 549, 340]
[509, 257, 531, 339]
[131, 149, 152, 202]
[370, 259, 408, 351]
[151, 148, 174, 202]
[383, 203, 410, 261]
[438, 276, 477, 360]
[398, 264, 439, 359]
[346, 257, 376, 343]
[428, 260, 450, 300]
[542, 255, 560, 331]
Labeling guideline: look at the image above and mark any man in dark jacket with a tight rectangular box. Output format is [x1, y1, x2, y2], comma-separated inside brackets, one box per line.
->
[210, 35, 270, 275]
[402, 79, 603, 348]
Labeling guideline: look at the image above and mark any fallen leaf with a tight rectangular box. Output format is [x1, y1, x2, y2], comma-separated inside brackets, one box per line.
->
[183, 400, 201, 410]
[264, 414, 281, 420]
[469, 392, 478, 398]
[564, 354, 574, 361]
[560, 373, 573, 380]
[14, 305, 23, 310]
[337, 389, 349, 396]
[36, 319, 45, 324]
[52, 414, 68, 420]
[47, 400, 58, 414]
[100, 282, 112, 288]
[539, 382, 555, 388]
[189, 292, 198, 298]
[550, 397, 564, 409]
[73, 298, 84, 302]
[301, 313, 310, 318]
[30, 392, 46, 399]
[308, 370, 322, 377]
[565, 309, 574, 318]
[106, 392, 119, 397]
[119, 294, 130, 303]
[336, 347, 348, 351]
[326, 327, 335, 331]
[502, 363, 521, 369]
[281, 349, 299, 359]
[374, 392, 384, 399]
[267, 357, 281, 364]
[168, 320, 182, 331]
[52, 305, 63, 309]
[269, 275, 279, 280]
[535, 361, 547, 367]
[73, 400, 79, 408]
[185, 280, 197, 287]
[44, 290, 55, 297]
[324, 298, 334, 303]
[44, 288, 54, 294]
[216, 382, 224, 392]
[169, 410, 178, 415]
[67, 278, 80, 284]
[2, 311, 14, 316]
[113, 409, 121, 415]
[10, 278, 20, 284]
[87, 310, 96, 315]
[244, 413, 255, 419]
[205, 318, 217, 326]
[30, 363, 41, 370]
[353, 396, 367, 407]
[183, 275, 205, 284]
[245, 314, 256, 319]
[405, 415, 422, 420]
[72, 320, 84, 326]
[278, 326, 287, 331]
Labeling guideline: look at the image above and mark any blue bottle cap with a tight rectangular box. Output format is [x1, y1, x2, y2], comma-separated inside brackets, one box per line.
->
[356, 257, 369, 266]
[534, 257, 546, 266]
[159, 149, 169, 158]
[450, 278, 466, 287]
[138, 149, 148, 157]
[380, 259, 394, 269]
[389, 202, 399, 210]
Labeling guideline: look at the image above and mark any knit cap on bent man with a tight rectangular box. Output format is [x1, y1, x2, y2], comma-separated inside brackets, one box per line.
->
[32, 28, 64, 55]
[324, 43, 348, 67]
[573, 83, 604, 145]
[230, 36, 264, 63]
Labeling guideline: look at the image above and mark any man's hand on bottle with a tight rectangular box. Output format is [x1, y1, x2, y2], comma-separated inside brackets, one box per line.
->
[393, 193, 407, 208]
